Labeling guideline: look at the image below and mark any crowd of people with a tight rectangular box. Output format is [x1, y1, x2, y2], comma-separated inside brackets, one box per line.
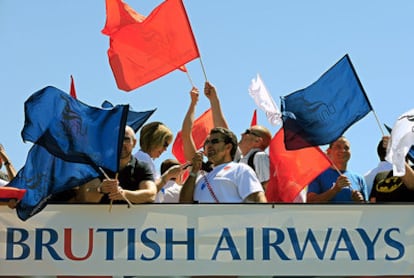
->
[1, 82, 414, 207]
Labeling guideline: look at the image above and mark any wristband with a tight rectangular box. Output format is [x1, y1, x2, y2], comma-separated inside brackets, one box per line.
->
[4, 161, 10, 166]
[189, 172, 197, 178]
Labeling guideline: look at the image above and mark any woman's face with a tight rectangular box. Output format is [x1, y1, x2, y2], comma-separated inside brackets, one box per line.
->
[149, 139, 171, 159]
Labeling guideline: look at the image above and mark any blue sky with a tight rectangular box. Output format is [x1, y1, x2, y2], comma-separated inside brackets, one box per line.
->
[1, 0, 413, 178]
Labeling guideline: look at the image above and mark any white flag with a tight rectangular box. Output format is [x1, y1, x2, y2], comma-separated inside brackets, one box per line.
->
[248, 73, 282, 126]
[386, 108, 414, 176]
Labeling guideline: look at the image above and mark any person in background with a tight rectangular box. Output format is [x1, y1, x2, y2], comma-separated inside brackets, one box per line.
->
[237, 126, 272, 190]
[204, 82, 271, 190]
[370, 135, 414, 202]
[307, 136, 367, 203]
[155, 158, 186, 203]
[100, 125, 157, 204]
[363, 136, 393, 197]
[0, 144, 17, 186]
[180, 127, 267, 203]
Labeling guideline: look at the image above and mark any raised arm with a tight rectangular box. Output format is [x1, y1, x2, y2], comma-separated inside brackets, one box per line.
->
[182, 87, 199, 162]
[204, 81, 229, 129]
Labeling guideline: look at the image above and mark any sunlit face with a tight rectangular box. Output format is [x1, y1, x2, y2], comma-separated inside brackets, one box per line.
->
[238, 128, 261, 153]
[121, 127, 136, 159]
[203, 134, 228, 164]
[328, 137, 351, 165]
[149, 139, 171, 159]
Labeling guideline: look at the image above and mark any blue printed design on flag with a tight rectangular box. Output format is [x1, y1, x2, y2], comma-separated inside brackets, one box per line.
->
[22, 86, 129, 172]
[281, 54, 372, 150]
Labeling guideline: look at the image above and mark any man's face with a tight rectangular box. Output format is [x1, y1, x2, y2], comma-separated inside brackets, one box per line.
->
[121, 128, 136, 159]
[328, 138, 351, 164]
[238, 128, 261, 151]
[149, 139, 171, 159]
[203, 134, 228, 164]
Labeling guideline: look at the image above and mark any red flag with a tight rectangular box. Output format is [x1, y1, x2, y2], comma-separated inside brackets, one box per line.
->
[102, 0, 200, 91]
[250, 109, 257, 127]
[70, 75, 77, 99]
[0, 187, 26, 203]
[102, 0, 145, 35]
[172, 109, 214, 163]
[265, 129, 331, 202]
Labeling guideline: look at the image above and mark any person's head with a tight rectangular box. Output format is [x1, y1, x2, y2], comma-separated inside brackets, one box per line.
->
[327, 136, 351, 170]
[238, 125, 272, 155]
[377, 138, 387, 161]
[139, 121, 173, 159]
[121, 125, 137, 159]
[160, 158, 183, 184]
[204, 127, 238, 165]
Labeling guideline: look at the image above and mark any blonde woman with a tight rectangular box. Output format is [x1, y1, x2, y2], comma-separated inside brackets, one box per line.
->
[134, 121, 181, 193]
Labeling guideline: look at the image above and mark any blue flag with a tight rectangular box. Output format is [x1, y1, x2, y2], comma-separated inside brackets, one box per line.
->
[9, 145, 100, 221]
[22, 86, 129, 172]
[101, 100, 156, 133]
[281, 54, 372, 150]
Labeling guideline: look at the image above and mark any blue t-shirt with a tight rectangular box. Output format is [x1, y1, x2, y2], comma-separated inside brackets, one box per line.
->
[308, 168, 368, 203]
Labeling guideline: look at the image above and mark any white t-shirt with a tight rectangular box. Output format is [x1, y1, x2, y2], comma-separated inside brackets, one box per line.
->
[155, 180, 182, 203]
[134, 149, 160, 180]
[194, 161, 263, 203]
[239, 148, 270, 183]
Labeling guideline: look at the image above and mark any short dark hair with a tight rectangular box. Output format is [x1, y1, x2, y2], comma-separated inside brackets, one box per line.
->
[377, 139, 387, 161]
[160, 158, 180, 175]
[210, 127, 238, 160]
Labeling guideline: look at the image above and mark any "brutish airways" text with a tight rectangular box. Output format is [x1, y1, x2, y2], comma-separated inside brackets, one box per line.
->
[3, 227, 404, 262]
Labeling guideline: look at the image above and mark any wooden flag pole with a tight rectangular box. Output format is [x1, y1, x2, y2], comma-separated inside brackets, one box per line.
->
[99, 168, 132, 211]
[198, 57, 208, 82]
[185, 69, 195, 88]
[371, 108, 385, 136]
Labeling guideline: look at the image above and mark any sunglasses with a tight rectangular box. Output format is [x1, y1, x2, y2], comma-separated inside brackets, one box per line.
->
[123, 137, 133, 143]
[244, 129, 261, 137]
[204, 138, 225, 146]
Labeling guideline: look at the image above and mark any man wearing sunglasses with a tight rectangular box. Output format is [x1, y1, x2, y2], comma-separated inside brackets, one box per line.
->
[180, 127, 267, 203]
[204, 81, 272, 190]
[238, 126, 272, 190]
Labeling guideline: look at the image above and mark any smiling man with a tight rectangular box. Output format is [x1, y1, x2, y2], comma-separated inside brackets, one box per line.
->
[307, 136, 368, 203]
[179, 127, 267, 203]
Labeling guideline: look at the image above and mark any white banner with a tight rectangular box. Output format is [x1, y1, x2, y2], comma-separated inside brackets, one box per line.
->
[1, 204, 414, 276]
